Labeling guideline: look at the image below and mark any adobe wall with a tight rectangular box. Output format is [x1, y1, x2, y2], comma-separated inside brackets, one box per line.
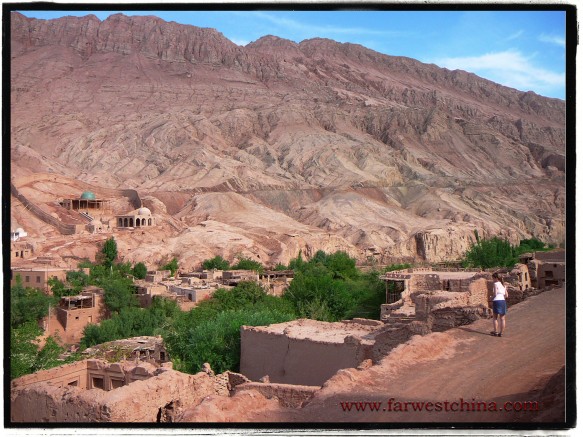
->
[12, 359, 91, 390]
[412, 278, 490, 331]
[11, 183, 78, 235]
[240, 328, 374, 386]
[509, 264, 532, 290]
[11, 269, 67, 291]
[407, 273, 441, 296]
[466, 277, 490, 306]
[371, 322, 431, 362]
[534, 260, 565, 287]
[235, 382, 319, 408]
[534, 250, 565, 262]
[11, 360, 216, 423]
[54, 307, 102, 344]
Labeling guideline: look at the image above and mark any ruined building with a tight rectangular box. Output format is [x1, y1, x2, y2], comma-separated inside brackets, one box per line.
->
[82, 336, 170, 364]
[520, 249, 566, 289]
[380, 268, 491, 330]
[10, 359, 215, 422]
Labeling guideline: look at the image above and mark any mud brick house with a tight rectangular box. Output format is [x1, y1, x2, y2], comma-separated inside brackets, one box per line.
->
[11, 267, 67, 292]
[44, 286, 105, 345]
[520, 249, 566, 289]
[222, 270, 259, 286]
[11, 241, 33, 261]
[133, 281, 171, 307]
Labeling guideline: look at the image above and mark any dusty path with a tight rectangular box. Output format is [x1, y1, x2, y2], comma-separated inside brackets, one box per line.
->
[238, 286, 566, 424]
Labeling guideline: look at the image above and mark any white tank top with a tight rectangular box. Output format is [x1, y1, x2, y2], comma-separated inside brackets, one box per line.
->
[493, 281, 507, 301]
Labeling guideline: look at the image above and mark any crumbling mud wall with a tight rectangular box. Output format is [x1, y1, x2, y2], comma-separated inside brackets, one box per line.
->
[371, 321, 431, 362]
[235, 382, 319, 408]
[413, 277, 491, 331]
[12, 359, 91, 390]
[11, 359, 216, 423]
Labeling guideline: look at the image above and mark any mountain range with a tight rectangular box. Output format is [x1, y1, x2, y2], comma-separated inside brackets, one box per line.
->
[9, 12, 566, 268]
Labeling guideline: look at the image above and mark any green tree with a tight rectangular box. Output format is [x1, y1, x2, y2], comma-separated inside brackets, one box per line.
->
[345, 270, 386, 320]
[11, 277, 54, 327]
[323, 251, 359, 280]
[284, 264, 355, 321]
[10, 318, 66, 379]
[80, 297, 180, 349]
[517, 238, 548, 253]
[166, 307, 296, 374]
[77, 259, 93, 269]
[273, 263, 288, 271]
[66, 270, 90, 292]
[101, 237, 118, 267]
[161, 258, 179, 277]
[384, 263, 412, 273]
[231, 256, 263, 272]
[102, 277, 138, 314]
[132, 262, 148, 279]
[202, 255, 230, 270]
[288, 251, 305, 270]
[462, 236, 516, 269]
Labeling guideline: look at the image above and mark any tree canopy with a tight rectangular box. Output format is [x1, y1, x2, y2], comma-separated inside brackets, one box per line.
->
[202, 255, 230, 270]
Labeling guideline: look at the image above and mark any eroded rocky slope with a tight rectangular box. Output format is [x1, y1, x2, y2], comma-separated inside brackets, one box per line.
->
[10, 12, 566, 267]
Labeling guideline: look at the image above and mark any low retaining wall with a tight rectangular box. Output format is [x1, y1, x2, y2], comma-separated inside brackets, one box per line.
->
[235, 382, 319, 408]
[11, 183, 77, 235]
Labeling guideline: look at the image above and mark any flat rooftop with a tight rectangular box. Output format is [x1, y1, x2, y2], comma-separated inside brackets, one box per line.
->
[245, 319, 382, 343]
[12, 267, 67, 272]
[382, 270, 481, 280]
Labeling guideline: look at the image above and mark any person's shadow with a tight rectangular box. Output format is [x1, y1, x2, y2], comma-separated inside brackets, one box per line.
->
[456, 326, 493, 336]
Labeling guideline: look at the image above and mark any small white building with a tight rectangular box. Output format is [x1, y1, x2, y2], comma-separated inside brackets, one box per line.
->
[116, 207, 155, 228]
[11, 227, 27, 241]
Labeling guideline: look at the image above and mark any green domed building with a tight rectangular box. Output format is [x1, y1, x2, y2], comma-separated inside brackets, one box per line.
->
[60, 190, 104, 212]
[80, 191, 96, 200]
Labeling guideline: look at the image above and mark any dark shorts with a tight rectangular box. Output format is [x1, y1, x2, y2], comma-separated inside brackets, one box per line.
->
[492, 300, 507, 315]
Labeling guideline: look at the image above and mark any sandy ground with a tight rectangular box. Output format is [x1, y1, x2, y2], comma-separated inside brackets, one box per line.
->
[200, 286, 566, 424]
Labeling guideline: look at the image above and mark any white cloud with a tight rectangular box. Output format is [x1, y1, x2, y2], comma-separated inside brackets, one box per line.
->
[505, 30, 524, 41]
[229, 38, 250, 47]
[538, 33, 566, 47]
[244, 11, 407, 40]
[434, 50, 564, 96]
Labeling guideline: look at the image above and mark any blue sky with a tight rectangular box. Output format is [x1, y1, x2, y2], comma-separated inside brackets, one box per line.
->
[17, 9, 567, 99]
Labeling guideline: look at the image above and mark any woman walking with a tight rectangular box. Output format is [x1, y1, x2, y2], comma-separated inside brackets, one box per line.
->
[491, 273, 508, 337]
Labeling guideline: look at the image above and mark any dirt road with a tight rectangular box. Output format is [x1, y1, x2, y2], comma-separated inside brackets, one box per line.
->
[243, 286, 567, 424]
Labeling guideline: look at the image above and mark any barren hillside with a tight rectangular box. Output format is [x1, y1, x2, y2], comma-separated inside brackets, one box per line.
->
[10, 12, 565, 268]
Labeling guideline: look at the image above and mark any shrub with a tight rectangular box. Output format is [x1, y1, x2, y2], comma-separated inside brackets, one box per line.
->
[10, 322, 65, 379]
[202, 255, 230, 270]
[132, 262, 148, 279]
[167, 307, 296, 374]
[462, 236, 516, 268]
[161, 258, 179, 277]
[231, 256, 263, 272]
[11, 278, 54, 328]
